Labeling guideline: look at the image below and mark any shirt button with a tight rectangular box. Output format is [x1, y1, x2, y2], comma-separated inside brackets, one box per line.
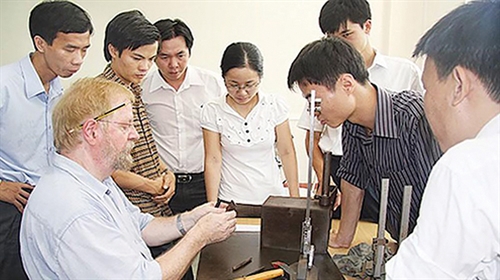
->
[247, 139, 251, 143]
[244, 122, 248, 126]
[246, 130, 249, 133]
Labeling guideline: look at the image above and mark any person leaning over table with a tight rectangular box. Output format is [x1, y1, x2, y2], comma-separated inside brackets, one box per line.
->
[0, 1, 93, 279]
[386, 1, 500, 278]
[287, 36, 442, 247]
[201, 42, 300, 205]
[19, 77, 237, 280]
[297, 0, 424, 223]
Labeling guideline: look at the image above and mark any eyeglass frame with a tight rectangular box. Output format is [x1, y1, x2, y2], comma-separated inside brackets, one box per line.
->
[224, 80, 261, 93]
[67, 102, 130, 134]
[98, 120, 135, 134]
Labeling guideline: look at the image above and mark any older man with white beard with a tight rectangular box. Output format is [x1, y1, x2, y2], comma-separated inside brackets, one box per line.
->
[20, 77, 236, 279]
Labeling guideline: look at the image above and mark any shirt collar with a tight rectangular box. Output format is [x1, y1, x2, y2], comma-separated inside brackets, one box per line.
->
[149, 66, 204, 93]
[373, 85, 398, 138]
[101, 64, 142, 95]
[21, 54, 63, 99]
[477, 113, 500, 139]
[52, 152, 113, 197]
[344, 85, 398, 139]
[368, 50, 388, 71]
[221, 92, 266, 116]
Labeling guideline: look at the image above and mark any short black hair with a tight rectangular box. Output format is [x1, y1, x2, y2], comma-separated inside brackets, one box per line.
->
[220, 42, 264, 79]
[103, 10, 160, 62]
[414, 0, 500, 103]
[29, 0, 93, 48]
[319, 0, 371, 34]
[154, 18, 194, 54]
[287, 37, 369, 90]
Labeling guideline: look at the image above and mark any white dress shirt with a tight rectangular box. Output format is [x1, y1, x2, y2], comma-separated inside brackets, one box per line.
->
[142, 66, 225, 173]
[386, 114, 500, 279]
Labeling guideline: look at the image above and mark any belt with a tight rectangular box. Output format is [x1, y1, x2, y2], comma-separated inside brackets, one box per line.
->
[175, 172, 204, 184]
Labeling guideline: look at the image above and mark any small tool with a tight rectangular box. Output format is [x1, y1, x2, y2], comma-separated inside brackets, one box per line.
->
[215, 198, 238, 213]
[241, 266, 265, 277]
[271, 261, 296, 278]
[232, 257, 252, 272]
[233, 268, 284, 280]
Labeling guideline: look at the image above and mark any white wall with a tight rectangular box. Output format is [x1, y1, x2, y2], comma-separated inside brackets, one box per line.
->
[0, 0, 463, 183]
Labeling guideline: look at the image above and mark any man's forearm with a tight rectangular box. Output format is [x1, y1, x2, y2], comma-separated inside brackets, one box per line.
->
[112, 170, 160, 195]
[336, 180, 364, 246]
[156, 225, 207, 280]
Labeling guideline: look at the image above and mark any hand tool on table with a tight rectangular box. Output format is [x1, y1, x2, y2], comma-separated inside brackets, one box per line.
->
[233, 268, 284, 280]
[232, 257, 253, 272]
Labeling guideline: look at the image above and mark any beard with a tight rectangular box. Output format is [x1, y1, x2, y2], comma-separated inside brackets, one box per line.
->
[103, 139, 135, 171]
[114, 142, 135, 171]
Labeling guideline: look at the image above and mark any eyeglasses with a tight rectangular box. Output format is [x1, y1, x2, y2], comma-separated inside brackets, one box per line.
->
[98, 120, 135, 134]
[225, 81, 260, 93]
[68, 102, 129, 134]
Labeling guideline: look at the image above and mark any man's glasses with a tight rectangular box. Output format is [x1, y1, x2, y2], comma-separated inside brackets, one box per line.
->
[225, 81, 260, 93]
[68, 102, 129, 134]
[98, 120, 135, 134]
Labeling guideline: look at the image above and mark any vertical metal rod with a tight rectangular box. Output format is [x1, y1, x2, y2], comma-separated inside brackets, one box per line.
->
[319, 152, 332, 207]
[305, 89, 316, 218]
[297, 89, 317, 279]
[374, 178, 389, 279]
[399, 185, 413, 242]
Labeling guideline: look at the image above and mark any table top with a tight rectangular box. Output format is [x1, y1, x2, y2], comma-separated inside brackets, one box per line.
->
[197, 231, 344, 280]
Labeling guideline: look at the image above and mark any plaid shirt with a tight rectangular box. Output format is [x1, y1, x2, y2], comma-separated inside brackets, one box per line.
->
[99, 65, 172, 217]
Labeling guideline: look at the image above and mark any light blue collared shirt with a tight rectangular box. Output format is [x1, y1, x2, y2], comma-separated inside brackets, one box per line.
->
[0, 54, 62, 184]
[20, 153, 161, 279]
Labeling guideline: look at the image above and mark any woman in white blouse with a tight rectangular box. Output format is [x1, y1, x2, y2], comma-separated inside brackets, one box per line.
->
[201, 42, 299, 205]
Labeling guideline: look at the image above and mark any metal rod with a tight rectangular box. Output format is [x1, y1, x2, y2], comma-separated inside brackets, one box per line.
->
[374, 178, 390, 279]
[399, 185, 413, 242]
[305, 89, 316, 218]
[319, 151, 331, 207]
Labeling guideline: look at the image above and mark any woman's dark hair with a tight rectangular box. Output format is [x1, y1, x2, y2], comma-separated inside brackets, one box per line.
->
[220, 42, 264, 78]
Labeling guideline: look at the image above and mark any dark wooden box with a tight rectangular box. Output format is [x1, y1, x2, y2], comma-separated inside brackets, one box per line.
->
[260, 196, 332, 253]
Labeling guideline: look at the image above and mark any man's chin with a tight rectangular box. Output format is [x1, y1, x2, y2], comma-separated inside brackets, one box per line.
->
[114, 154, 134, 171]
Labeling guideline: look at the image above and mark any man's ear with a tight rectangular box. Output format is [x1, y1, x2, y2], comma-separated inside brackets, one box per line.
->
[451, 66, 472, 107]
[363, 20, 372, 35]
[33, 35, 48, 53]
[81, 119, 100, 145]
[108, 44, 119, 59]
[339, 73, 355, 94]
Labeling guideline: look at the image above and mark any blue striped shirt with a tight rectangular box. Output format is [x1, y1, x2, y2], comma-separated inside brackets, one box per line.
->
[338, 85, 442, 240]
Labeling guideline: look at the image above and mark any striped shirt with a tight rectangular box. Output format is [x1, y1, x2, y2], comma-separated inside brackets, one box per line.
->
[338, 85, 441, 240]
[99, 65, 172, 217]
